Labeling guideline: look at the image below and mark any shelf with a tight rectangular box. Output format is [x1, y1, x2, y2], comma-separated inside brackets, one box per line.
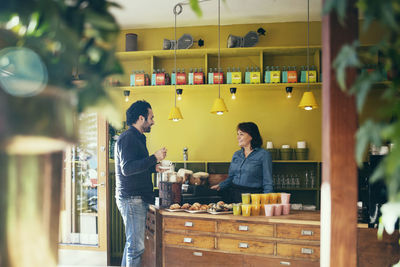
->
[273, 160, 320, 163]
[111, 82, 322, 93]
[116, 46, 322, 61]
[275, 187, 320, 191]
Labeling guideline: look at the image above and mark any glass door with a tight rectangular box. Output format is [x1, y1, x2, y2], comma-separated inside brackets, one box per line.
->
[59, 113, 108, 251]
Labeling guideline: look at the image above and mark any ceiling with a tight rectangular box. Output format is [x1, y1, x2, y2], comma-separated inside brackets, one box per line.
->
[110, 0, 322, 29]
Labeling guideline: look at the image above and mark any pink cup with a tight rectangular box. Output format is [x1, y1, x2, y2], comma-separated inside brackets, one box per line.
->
[280, 193, 291, 204]
[274, 204, 283, 216]
[264, 204, 275, 216]
[282, 204, 291, 215]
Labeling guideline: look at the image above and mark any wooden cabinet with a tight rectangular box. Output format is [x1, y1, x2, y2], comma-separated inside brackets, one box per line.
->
[217, 221, 274, 237]
[243, 255, 320, 267]
[142, 206, 162, 267]
[164, 247, 243, 267]
[161, 211, 320, 267]
[276, 224, 320, 241]
[276, 243, 320, 260]
[164, 232, 215, 249]
[217, 237, 274, 255]
[164, 217, 215, 232]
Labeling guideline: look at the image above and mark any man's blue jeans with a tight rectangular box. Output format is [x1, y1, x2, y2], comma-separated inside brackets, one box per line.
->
[116, 196, 149, 267]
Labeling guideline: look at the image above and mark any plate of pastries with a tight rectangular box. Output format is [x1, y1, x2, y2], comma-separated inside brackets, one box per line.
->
[167, 202, 209, 213]
[207, 201, 233, 214]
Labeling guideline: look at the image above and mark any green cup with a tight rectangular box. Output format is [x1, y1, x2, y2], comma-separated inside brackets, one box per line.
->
[280, 148, 293, 160]
[295, 148, 309, 160]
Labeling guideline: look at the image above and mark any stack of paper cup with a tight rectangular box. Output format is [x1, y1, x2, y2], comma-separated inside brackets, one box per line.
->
[266, 141, 274, 149]
[297, 141, 306, 148]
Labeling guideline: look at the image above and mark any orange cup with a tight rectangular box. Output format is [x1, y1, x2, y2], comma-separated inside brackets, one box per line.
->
[251, 194, 261, 204]
[251, 204, 261, 216]
[241, 204, 251, 216]
[270, 193, 278, 204]
[260, 194, 268, 205]
[277, 193, 282, 204]
[265, 193, 271, 204]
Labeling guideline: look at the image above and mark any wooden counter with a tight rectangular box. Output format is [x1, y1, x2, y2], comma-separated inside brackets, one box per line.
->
[159, 209, 321, 267]
[142, 207, 394, 267]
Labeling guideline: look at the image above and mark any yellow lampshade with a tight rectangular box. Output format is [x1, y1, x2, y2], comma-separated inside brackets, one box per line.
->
[168, 106, 183, 121]
[298, 91, 318, 110]
[210, 98, 228, 115]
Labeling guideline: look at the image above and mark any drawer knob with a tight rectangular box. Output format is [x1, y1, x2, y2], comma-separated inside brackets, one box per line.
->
[301, 230, 314, 236]
[183, 237, 193, 243]
[239, 242, 249, 248]
[301, 248, 314, 254]
[238, 225, 249, 231]
[184, 221, 193, 227]
[193, 252, 203, 257]
[280, 262, 291, 266]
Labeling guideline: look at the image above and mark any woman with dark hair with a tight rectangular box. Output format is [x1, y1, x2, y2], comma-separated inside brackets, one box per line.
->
[211, 122, 273, 203]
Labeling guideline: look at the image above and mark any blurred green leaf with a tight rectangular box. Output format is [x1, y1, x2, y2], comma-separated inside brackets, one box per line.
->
[322, 0, 348, 25]
[190, 0, 202, 17]
[349, 70, 382, 113]
[333, 41, 361, 91]
[355, 120, 383, 165]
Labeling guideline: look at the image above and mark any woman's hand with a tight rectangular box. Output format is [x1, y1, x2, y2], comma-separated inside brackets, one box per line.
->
[210, 184, 220, 191]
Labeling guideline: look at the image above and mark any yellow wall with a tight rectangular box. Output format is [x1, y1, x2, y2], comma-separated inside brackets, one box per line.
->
[112, 21, 384, 162]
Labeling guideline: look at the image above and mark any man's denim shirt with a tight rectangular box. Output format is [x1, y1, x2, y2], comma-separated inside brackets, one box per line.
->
[219, 147, 273, 193]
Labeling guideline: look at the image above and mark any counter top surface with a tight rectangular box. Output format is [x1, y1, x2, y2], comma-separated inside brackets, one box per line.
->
[159, 209, 321, 225]
[155, 207, 369, 228]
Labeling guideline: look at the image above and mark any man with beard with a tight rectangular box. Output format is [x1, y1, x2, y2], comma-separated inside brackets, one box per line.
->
[115, 100, 167, 267]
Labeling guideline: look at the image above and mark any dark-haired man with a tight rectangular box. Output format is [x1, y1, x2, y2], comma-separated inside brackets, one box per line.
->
[115, 100, 167, 267]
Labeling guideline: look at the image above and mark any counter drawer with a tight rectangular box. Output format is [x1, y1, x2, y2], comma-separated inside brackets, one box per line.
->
[276, 225, 320, 241]
[164, 217, 215, 232]
[218, 221, 273, 237]
[164, 233, 215, 249]
[277, 243, 320, 260]
[217, 237, 274, 255]
[243, 255, 319, 267]
[164, 246, 243, 267]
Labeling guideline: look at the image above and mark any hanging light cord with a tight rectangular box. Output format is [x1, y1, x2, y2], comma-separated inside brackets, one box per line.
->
[307, 0, 310, 91]
[218, 0, 221, 98]
[173, 4, 183, 107]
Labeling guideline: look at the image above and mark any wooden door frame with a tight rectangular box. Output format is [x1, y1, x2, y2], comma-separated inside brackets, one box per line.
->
[321, 1, 359, 266]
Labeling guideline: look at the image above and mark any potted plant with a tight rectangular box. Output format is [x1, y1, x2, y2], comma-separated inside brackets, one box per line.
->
[325, 1, 400, 265]
[0, 1, 122, 266]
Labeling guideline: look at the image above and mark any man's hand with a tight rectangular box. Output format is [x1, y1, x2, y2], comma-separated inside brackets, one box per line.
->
[155, 164, 167, 173]
[210, 184, 220, 191]
[154, 147, 167, 162]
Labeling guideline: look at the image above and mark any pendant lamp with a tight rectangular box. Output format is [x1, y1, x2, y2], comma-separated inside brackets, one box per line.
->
[298, 0, 318, 110]
[168, 3, 183, 121]
[210, 0, 228, 115]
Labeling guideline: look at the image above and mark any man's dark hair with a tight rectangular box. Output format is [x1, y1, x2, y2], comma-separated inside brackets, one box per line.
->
[126, 100, 152, 125]
[237, 122, 263, 149]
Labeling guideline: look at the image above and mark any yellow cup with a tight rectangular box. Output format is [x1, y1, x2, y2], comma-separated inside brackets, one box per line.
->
[242, 193, 251, 204]
[251, 204, 261, 216]
[270, 193, 278, 204]
[233, 203, 241, 216]
[277, 193, 282, 204]
[251, 194, 261, 204]
[241, 204, 251, 216]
